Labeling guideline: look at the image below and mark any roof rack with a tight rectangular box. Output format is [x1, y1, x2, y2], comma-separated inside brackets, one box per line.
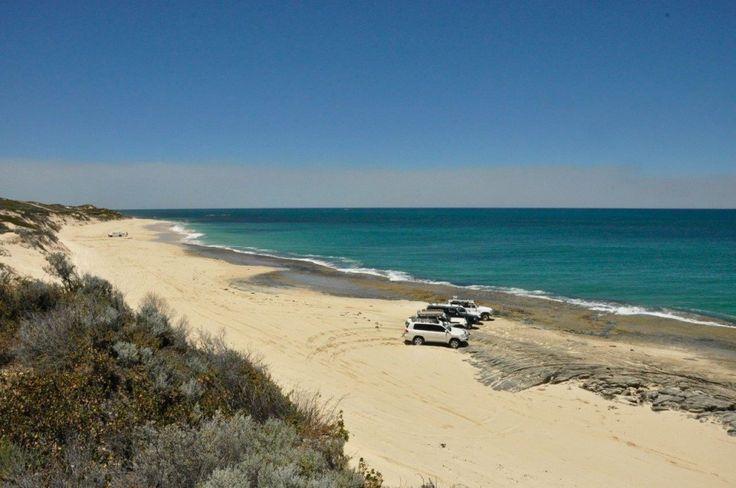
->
[416, 310, 446, 318]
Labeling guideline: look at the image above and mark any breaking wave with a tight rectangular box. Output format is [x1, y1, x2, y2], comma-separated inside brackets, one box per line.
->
[169, 224, 204, 241]
[168, 223, 734, 328]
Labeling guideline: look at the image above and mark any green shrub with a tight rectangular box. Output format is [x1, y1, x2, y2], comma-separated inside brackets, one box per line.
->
[194, 332, 296, 422]
[44, 252, 78, 289]
[15, 228, 59, 251]
[0, 271, 64, 366]
[112, 341, 141, 365]
[124, 413, 363, 488]
[0, 198, 125, 252]
[0, 270, 63, 324]
[0, 254, 369, 486]
[0, 439, 29, 481]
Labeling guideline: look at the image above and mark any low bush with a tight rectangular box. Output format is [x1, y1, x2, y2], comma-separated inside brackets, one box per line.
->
[0, 198, 125, 251]
[0, 269, 64, 366]
[15, 228, 59, 251]
[122, 413, 363, 487]
[0, 254, 369, 486]
[43, 252, 79, 289]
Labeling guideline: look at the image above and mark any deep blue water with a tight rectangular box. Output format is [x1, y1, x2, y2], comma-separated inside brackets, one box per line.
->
[123, 208, 736, 324]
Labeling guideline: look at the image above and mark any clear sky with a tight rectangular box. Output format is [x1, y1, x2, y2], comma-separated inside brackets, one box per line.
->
[1, 1, 735, 207]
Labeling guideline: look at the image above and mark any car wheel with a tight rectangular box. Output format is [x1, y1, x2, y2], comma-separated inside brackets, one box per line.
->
[449, 338, 460, 349]
[412, 336, 425, 346]
[480, 313, 489, 320]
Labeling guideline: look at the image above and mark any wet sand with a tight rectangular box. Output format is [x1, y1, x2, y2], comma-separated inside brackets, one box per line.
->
[190, 235, 736, 351]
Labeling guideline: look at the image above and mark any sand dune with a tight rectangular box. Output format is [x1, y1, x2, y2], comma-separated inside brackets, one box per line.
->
[3, 218, 732, 486]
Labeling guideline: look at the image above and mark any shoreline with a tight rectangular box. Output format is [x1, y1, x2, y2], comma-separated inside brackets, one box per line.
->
[7, 216, 734, 486]
[152, 220, 736, 421]
[166, 225, 736, 357]
[170, 223, 736, 436]
[157, 218, 736, 431]
[165, 220, 736, 329]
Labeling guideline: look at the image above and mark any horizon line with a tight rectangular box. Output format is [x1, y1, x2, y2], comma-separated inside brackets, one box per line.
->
[117, 206, 736, 211]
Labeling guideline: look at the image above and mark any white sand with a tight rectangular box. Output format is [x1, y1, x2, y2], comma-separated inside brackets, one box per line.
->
[4, 218, 736, 487]
[0, 232, 55, 281]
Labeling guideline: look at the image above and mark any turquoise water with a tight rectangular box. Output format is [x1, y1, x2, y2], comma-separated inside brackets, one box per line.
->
[124, 209, 736, 324]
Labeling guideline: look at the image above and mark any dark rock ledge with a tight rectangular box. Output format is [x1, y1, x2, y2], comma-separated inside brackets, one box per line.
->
[465, 331, 736, 437]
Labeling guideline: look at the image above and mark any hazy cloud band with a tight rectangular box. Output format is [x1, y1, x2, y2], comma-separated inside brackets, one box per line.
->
[1, 160, 734, 209]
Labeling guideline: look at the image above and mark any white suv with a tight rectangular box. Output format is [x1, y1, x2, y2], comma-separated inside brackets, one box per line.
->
[448, 298, 494, 320]
[403, 318, 469, 349]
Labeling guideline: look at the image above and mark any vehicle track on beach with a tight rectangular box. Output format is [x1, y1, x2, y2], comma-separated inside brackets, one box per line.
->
[306, 325, 400, 360]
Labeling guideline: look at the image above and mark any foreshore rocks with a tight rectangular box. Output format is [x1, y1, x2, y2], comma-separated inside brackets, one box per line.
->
[581, 380, 735, 422]
[465, 329, 736, 437]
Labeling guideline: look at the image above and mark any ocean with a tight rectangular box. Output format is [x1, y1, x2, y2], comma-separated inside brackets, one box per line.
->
[123, 208, 736, 326]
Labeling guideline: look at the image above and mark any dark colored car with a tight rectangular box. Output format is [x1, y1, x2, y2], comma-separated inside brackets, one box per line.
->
[426, 304, 480, 327]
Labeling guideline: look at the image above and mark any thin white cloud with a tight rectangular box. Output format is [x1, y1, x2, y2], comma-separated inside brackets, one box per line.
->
[1, 160, 734, 208]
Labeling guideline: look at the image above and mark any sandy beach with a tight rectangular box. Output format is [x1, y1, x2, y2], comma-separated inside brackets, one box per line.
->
[3, 217, 735, 487]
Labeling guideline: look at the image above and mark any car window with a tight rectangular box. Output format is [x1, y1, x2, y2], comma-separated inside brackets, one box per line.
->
[414, 324, 429, 331]
[429, 325, 445, 332]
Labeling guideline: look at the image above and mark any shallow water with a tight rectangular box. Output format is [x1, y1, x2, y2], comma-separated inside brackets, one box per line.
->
[124, 208, 736, 323]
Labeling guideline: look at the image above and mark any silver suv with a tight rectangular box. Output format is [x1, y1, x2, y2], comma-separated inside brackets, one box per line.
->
[403, 317, 469, 349]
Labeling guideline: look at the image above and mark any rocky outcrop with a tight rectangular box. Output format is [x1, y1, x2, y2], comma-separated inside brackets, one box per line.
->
[580, 379, 736, 435]
[465, 329, 736, 437]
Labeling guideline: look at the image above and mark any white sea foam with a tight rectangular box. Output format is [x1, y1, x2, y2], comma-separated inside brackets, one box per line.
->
[166, 223, 734, 329]
[169, 224, 204, 242]
[466, 286, 733, 328]
[561, 298, 733, 328]
[337, 266, 413, 281]
[185, 240, 414, 282]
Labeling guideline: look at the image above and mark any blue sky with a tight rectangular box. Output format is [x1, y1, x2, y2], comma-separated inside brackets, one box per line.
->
[1, 1, 735, 207]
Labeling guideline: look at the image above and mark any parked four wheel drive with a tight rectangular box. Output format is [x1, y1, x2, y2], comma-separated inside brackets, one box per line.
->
[412, 310, 457, 328]
[426, 304, 479, 326]
[403, 319, 469, 349]
[447, 298, 494, 320]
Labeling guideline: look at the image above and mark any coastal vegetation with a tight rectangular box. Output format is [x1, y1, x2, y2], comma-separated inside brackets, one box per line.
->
[0, 198, 124, 251]
[0, 254, 375, 486]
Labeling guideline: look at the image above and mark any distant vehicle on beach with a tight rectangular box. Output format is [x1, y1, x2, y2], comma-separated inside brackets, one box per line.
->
[403, 316, 469, 349]
[412, 310, 457, 328]
[426, 303, 480, 327]
[108, 231, 128, 238]
[447, 298, 494, 320]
